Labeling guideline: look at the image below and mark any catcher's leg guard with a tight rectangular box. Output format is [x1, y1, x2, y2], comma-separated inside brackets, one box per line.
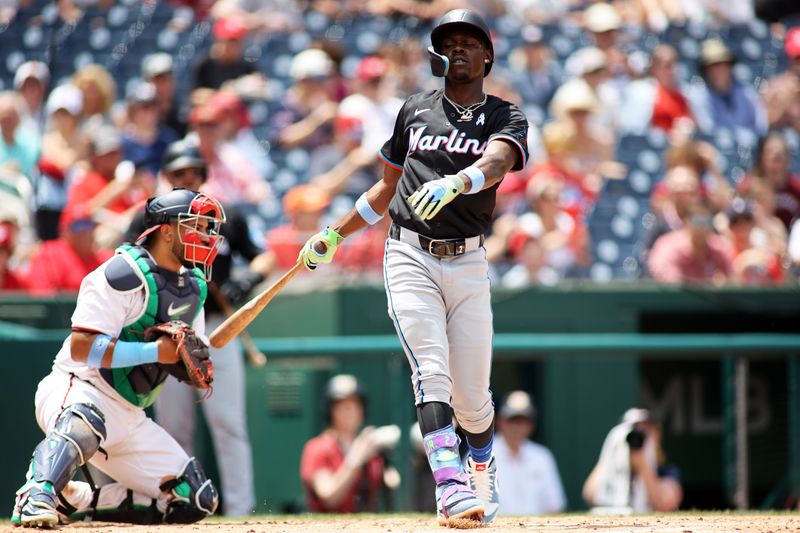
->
[160, 457, 218, 524]
[66, 484, 162, 525]
[423, 425, 484, 525]
[13, 403, 106, 528]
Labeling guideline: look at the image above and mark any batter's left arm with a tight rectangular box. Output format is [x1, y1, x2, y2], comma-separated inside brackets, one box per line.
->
[461, 139, 521, 193]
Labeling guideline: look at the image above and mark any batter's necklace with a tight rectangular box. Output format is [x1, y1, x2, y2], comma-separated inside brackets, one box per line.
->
[443, 93, 487, 122]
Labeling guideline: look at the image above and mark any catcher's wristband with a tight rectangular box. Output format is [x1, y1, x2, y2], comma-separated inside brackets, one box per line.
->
[459, 166, 485, 195]
[86, 334, 159, 368]
[356, 192, 383, 225]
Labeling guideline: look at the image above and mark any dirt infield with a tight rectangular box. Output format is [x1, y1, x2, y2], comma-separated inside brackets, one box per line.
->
[2, 513, 798, 533]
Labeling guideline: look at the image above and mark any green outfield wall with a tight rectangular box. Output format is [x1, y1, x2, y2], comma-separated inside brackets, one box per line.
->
[2, 284, 799, 516]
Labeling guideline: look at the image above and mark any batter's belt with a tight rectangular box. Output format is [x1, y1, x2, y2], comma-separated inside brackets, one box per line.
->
[389, 223, 484, 257]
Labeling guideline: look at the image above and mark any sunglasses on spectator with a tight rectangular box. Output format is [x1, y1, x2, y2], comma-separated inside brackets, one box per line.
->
[171, 168, 203, 178]
[69, 220, 96, 233]
[690, 215, 713, 228]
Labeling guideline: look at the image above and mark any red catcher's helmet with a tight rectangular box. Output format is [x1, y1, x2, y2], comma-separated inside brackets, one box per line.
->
[138, 188, 226, 279]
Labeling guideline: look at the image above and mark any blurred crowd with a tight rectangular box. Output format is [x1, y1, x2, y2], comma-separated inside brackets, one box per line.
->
[0, 0, 800, 294]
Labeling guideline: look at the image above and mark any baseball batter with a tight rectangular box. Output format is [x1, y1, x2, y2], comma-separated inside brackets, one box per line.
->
[299, 9, 528, 526]
[10, 189, 225, 528]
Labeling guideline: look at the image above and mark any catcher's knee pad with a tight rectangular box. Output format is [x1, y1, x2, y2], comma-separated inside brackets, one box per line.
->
[30, 403, 107, 491]
[161, 457, 218, 524]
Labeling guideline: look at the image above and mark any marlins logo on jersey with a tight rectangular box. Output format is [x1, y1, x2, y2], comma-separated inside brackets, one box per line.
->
[408, 126, 488, 156]
[380, 89, 529, 239]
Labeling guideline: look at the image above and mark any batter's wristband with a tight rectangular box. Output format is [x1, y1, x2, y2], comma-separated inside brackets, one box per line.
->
[356, 192, 384, 225]
[459, 166, 486, 195]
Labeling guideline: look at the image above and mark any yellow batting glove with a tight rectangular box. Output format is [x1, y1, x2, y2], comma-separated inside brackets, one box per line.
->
[298, 227, 344, 271]
[407, 174, 465, 221]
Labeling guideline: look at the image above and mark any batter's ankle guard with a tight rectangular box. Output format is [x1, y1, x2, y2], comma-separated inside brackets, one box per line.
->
[423, 425, 468, 485]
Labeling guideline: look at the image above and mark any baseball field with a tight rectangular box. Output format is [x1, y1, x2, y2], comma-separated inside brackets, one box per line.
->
[2, 513, 799, 533]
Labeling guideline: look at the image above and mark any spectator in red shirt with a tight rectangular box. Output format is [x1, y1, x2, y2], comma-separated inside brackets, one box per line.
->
[336, 215, 391, 280]
[264, 184, 331, 270]
[648, 202, 735, 284]
[720, 198, 785, 285]
[65, 125, 153, 247]
[525, 120, 598, 218]
[299, 375, 392, 513]
[0, 220, 23, 291]
[190, 102, 269, 205]
[22, 205, 113, 294]
[621, 45, 694, 134]
[738, 130, 800, 230]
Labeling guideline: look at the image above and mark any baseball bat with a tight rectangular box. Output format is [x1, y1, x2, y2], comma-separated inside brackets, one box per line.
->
[207, 282, 267, 367]
[209, 258, 308, 348]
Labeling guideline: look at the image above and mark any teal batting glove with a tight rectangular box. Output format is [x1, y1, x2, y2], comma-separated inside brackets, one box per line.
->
[299, 227, 344, 271]
[407, 174, 465, 221]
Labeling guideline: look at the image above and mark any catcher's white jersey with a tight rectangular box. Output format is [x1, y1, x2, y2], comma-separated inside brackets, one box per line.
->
[32, 251, 208, 505]
[51, 254, 207, 399]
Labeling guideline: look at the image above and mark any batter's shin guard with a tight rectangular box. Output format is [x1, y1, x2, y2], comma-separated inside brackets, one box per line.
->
[423, 425, 484, 523]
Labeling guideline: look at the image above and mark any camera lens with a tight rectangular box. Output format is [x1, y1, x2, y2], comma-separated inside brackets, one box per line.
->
[626, 429, 645, 450]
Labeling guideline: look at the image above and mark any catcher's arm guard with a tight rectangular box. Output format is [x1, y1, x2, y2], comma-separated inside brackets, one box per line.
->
[144, 320, 214, 391]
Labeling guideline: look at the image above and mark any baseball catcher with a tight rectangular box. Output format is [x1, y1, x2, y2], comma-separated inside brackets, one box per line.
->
[11, 189, 225, 528]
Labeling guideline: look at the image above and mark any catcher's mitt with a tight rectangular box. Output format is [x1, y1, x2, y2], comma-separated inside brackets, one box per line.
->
[144, 320, 213, 390]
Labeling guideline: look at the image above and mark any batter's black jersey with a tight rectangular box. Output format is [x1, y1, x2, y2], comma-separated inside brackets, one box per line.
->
[380, 89, 528, 238]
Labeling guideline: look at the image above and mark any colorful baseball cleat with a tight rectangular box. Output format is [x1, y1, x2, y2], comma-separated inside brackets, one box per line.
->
[435, 480, 485, 526]
[422, 425, 485, 527]
[467, 455, 499, 523]
[11, 481, 60, 528]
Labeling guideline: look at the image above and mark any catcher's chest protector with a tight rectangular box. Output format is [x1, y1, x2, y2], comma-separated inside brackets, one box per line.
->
[100, 245, 208, 408]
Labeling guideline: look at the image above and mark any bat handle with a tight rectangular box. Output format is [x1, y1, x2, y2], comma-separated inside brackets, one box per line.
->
[312, 240, 328, 255]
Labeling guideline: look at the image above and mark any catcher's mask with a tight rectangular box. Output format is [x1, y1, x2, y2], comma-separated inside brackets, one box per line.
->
[138, 188, 226, 279]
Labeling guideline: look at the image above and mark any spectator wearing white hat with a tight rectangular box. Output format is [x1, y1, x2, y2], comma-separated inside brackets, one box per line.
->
[13, 60, 49, 137]
[493, 391, 566, 515]
[270, 48, 339, 151]
[500, 0, 570, 24]
[338, 55, 403, 154]
[583, 3, 633, 91]
[121, 81, 179, 175]
[0, 91, 40, 178]
[37, 85, 85, 240]
[549, 80, 616, 180]
[564, 46, 620, 133]
[142, 52, 187, 137]
[583, 408, 682, 513]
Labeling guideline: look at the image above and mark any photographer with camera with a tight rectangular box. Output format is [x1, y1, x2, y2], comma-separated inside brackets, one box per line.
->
[300, 374, 401, 513]
[582, 408, 682, 514]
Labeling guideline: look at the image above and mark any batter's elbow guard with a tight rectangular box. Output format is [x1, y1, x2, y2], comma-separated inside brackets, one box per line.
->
[160, 457, 219, 523]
